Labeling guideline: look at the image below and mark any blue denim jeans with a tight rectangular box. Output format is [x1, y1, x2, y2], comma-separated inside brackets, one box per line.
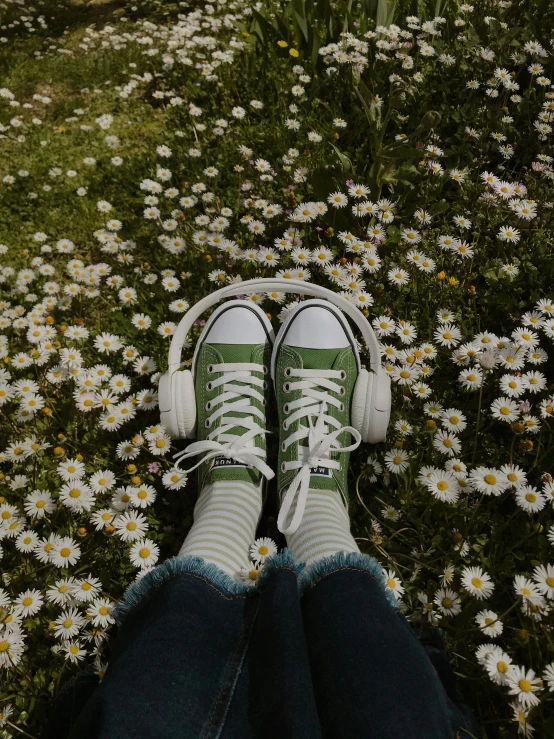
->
[42, 549, 480, 739]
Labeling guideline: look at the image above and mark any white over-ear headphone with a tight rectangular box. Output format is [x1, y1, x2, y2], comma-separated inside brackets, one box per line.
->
[159, 278, 391, 444]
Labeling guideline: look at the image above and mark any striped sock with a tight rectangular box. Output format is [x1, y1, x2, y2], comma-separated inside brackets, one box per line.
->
[285, 488, 360, 567]
[178, 480, 262, 578]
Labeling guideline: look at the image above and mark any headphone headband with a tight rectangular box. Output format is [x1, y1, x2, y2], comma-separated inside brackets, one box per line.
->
[167, 278, 382, 374]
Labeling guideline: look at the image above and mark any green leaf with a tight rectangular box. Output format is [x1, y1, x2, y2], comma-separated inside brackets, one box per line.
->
[380, 146, 422, 159]
[429, 200, 449, 215]
[330, 143, 352, 171]
[293, 9, 309, 42]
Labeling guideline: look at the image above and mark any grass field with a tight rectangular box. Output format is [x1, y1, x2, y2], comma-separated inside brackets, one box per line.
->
[0, 0, 554, 735]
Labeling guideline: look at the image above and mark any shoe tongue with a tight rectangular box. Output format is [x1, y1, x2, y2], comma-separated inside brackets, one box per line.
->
[290, 347, 343, 370]
[207, 343, 263, 364]
[203, 342, 266, 483]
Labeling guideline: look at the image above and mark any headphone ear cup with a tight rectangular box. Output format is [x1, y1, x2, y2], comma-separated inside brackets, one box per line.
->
[368, 370, 391, 443]
[351, 368, 371, 442]
[174, 370, 197, 439]
[351, 368, 391, 443]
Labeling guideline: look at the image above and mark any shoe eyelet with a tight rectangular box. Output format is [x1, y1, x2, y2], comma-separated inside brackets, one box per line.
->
[205, 419, 211, 428]
[338, 463, 342, 471]
[338, 386, 346, 396]
[340, 370, 346, 380]
[261, 398, 266, 406]
[263, 380, 268, 390]
[283, 382, 290, 392]
[339, 402, 344, 412]
[281, 462, 287, 472]
[208, 364, 214, 374]
[283, 421, 288, 431]
[205, 401, 211, 411]
[262, 365, 268, 375]
[206, 382, 212, 391]
[284, 403, 290, 415]
[284, 367, 292, 377]
[281, 442, 286, 452]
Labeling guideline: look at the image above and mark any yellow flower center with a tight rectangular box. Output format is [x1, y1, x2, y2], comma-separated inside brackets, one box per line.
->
[0, 641, 8, 652]
[99, 606, 109, 616]
[70, 645, 79, 655]
[484, 617, 494, 626]
[69, 488, 81, 498]
[386, 578, 396, 589]
[63, 619, 72, 628]
[497, 661, 508, 673]
[127, 522, 137, 531]
[259, 545, 269, 555]
[484, 475, 496, 485]
[519, 679, 532, 693]
[449, 416, 459, 424]
[139, 548, 151, 559]
[60, 547, 70, 557]
[442, 597, 453, 608]
[507, 473, 517, 482]
[525, 493, 536, 503]
[23, 597, 33, 607]
[471, 577, 482, 589]
[59, 585, 68, 593]
[437, 481, 448, 491]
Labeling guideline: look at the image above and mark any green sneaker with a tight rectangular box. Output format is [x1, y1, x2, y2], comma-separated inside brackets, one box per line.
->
[175, 300, 275, 490]
[271, 299, 362, 535]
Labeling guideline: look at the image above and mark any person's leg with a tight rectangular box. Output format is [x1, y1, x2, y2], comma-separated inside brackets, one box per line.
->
[299, 555, 464, 738]
[271, 301, 472, 738]
[175, 299, 276, 580]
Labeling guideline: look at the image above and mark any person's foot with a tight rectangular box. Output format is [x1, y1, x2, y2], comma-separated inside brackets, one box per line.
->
[176, 301, 275, 578]
[271, 300, 362, 535]
[176, 300, 275, 489]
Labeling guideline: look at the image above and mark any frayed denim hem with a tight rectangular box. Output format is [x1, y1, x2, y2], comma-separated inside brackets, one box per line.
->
[114, 549, 397, 627]
[254, 547, 306, 590]
[115, 555, 255, 626]
[298, 550, 400, 611]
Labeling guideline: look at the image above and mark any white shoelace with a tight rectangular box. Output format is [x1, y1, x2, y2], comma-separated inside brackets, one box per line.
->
[173, 362, 274, 481]
[277, 368, 361, 535]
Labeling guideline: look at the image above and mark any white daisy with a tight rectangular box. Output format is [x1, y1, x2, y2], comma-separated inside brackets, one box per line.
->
[475, 609, 503, 637]
[383, 569, 404, 601]
[460, 566, 495, 599]
[130, 538, 160, 569]
[249, 537, 277, 564]
[506, 665, 542, 708]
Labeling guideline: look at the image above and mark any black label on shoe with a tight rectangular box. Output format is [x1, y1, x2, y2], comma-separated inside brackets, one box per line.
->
[212, 456, 251, 469]
[310, 466, 332, 477]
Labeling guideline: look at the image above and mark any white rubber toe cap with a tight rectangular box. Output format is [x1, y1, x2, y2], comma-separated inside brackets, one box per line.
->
[204, 304, 270, 344]
[282, 303, 351, 349]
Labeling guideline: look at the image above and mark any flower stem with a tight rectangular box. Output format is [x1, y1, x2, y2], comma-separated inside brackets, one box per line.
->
[471, 369, 487, 466]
